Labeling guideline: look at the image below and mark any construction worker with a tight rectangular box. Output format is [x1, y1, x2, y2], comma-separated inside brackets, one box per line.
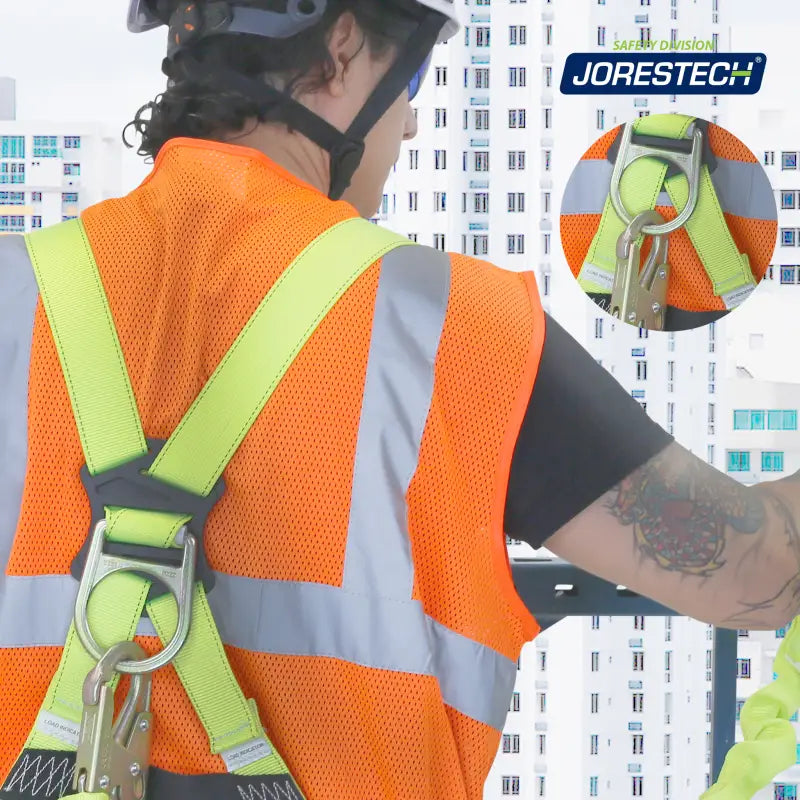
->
[0, 2, 798, 799]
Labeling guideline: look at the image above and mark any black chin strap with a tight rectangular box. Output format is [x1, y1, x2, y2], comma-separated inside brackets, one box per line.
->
[169, 10, 444, 200]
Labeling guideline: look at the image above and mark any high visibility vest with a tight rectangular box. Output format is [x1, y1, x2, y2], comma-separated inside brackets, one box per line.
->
[0, 138, 543, 800]
[560, 119, 777, 324]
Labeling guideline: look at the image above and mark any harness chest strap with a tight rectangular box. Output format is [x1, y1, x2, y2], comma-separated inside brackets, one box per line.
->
[578, 114, 756, 310]
[14, 216, 414, 797]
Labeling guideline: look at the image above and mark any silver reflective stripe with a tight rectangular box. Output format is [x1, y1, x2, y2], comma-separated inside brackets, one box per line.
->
[561, 157, 776, 221]
[0, 242, 516, 732]
[343, 245, 450, 601]
[0, 235, 38, 572]
[0, 571, 515, 730]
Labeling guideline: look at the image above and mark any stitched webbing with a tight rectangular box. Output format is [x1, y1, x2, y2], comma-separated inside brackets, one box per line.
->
[577, 114, 755, 307]
[18, 216, 413, 792]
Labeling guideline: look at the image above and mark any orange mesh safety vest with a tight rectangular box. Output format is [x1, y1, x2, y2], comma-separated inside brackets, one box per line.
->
[561, 123, 777, 313]
[0, 138, 543, 799]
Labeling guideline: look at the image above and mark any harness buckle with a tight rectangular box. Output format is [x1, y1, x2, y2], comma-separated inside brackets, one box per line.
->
[74, 518, 197, 674]
[611, 210, 670, 330]
[609, 120, 704, 237]
[74, 642, 153, 800]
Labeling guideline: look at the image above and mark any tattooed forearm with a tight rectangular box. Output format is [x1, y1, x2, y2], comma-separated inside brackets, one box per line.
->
[606, 446, 766, 578]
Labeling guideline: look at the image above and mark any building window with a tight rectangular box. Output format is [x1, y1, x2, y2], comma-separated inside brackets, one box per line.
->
[597, 25, 606, 46]
[590, 692, 599, 713]
[590, 734, 599, 755]
[474, 192, 489, 213]
[537, 692, 546, 713]
[591, 651, 599, 671]
[33, 135, 59, 158]
[782, 152, 798, 170]
[537, 734, 546, 756]
[409, 150, 419, 170]
[544, 24, 552, 46]
[31, 216, 42, 229]
[509, 109, 527, 129]
[475, 151, 489, 171]
[475, 109, 490, 130]
[736, 658, 751, 678]
[508, 151, 526, 170]
[782, 228, 797, 247]
[764, 151, 775, 166]
[0, 135, 25, 158]
[633, 652, 644, 671]
[590, 776, 599, 797]
[475, 26, 490, 46]
[541, 233, 548, 255]
[501, 775, 520, 796]
[634, 616, 645, 630]
[508, 192, 525, 213]
[510, 691, 520, 712]
[543, 65, 552, 87]
[782, 191, 797, 210]
[633, 734, 644, 755]
[434, 108, 447, 128]
[543, 273, 550, 296]
[407, 233, 418, 242]
[596, 109, 605, 129]
[433, 191, 446, 212]
[762, 451, 785, 472]
[538, 650, 547, 671]
[473, 235, 488, 256]
[509, 25, 527, 45]
[434, 150, 447, 170]
[509, 67, 527, 87]
[636, 360, 647, 381]
[475, 68, 490, 89]
[435, 66, 447, 85]
[633, 693, 644, 713]
[727, 451, 751, 472]
[408, 191, 418, 212]
[594, 318, 603, 339]
[64, 136, 82, 149]
[543, 149, 552, 171]
[632, 776, 643, 796]
[774, 785, 798, 800]
[433, 233, 445, 251]
[781, 266, 797, 284]
[537, 776, 545, 798]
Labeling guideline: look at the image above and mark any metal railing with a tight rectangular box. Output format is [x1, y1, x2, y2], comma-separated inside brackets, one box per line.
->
[511, 557, 737, 783]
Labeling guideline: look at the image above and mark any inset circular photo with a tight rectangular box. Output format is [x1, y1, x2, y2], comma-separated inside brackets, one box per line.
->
[559, 113, 777, 331]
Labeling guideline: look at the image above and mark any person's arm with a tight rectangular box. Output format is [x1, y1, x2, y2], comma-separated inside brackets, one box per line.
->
[544, 440, 800, 631]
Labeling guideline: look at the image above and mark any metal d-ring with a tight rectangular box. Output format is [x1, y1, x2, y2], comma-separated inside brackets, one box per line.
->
[609, 121, 703, 237]
[73, 519, 197, 675]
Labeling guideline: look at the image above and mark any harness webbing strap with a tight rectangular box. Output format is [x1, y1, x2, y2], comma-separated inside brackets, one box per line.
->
[578, 114, 756, 309]
[18, 216, 414, 793]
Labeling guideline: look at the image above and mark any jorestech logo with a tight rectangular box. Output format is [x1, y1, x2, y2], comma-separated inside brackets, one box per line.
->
[560, 53, 766, 95]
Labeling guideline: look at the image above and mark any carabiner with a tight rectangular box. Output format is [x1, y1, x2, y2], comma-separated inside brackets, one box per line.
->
[609, 120, 703, 237]
[74, 641, 153, 800]
[610, 210, 670, 331]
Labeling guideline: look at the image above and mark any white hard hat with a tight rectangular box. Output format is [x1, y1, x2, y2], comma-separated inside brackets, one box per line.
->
[127, 0, 461, 42]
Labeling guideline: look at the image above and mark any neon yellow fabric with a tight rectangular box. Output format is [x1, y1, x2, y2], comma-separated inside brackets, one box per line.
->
[577, 114, 754, 306]
[21, 215, 412, 795]
[578, 115, 694, 295]
[702, 617, 800, 799]
[23, 220, 147, 474]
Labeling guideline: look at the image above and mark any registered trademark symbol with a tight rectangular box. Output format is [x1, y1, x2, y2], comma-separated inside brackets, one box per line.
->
[755, 56, 763, 62]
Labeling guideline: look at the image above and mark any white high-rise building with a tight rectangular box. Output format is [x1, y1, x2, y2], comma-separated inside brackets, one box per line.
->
[0, 78, 123, 234]
[373, 1, 796, 798]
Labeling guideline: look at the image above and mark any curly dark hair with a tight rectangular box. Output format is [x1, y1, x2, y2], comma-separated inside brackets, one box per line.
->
[123, 0, 425, 161]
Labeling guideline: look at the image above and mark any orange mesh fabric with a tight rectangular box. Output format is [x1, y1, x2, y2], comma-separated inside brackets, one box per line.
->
[561, 121, 776, 311]
[3, 138, 542, 799]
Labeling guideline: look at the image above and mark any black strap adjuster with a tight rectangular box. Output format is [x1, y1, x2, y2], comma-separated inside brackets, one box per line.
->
[607, 118, 717, 179]
[70, 439, 225, 599]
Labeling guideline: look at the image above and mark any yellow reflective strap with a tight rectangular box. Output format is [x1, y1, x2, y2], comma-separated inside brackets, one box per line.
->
[24, 220, 147, 474]
[578, 115, 695, 295]
[702, 617, 800, 799]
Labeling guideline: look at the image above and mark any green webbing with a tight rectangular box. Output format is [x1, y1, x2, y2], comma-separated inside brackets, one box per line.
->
[19, 216, 413, 790]
[577, 114, 755, 306]
[702, 617, 800, 799]
[578, 115, 694, 295]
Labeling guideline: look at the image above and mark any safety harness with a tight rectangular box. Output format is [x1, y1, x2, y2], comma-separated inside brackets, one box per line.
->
[577, 114, 757, 330]
[10, 216, 413, 800]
